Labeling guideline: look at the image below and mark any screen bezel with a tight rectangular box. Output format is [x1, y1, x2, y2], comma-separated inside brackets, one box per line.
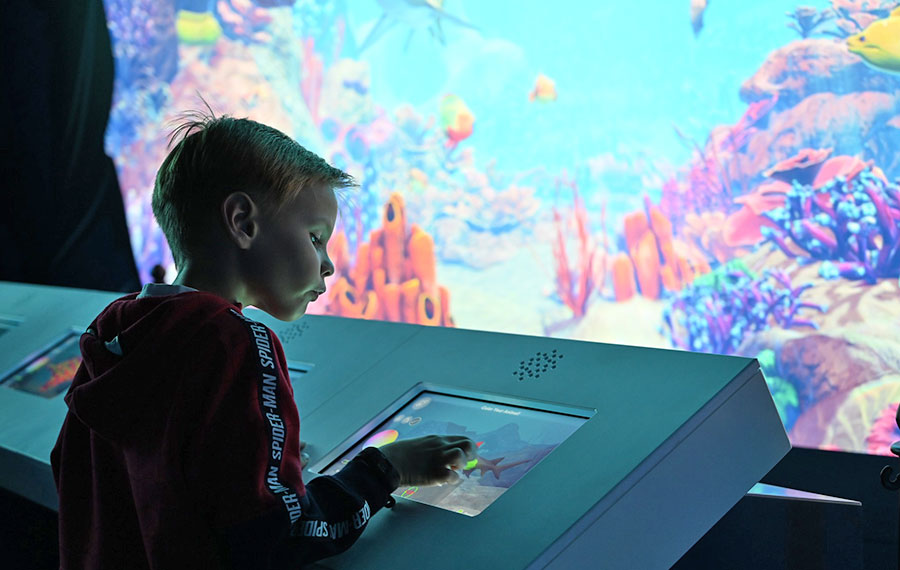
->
[309, 382, 596, 476]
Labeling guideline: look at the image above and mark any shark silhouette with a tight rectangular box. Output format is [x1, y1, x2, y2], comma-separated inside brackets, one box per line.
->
[359, 0, 479, 52]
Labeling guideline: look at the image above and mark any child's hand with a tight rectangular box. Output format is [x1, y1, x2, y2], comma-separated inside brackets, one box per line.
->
[379, 435, 477, 487]
[300, 440, 310, 469]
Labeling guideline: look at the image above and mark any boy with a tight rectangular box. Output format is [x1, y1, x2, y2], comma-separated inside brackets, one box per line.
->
[50, 112, 477, 569]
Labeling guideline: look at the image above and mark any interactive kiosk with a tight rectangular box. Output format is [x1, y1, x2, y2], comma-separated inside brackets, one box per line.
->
[0, 281, 791, 569]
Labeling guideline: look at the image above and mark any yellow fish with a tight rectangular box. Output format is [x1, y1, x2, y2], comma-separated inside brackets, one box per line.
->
[847, 7, 900, 73]
[529, 74, 557, 102]
[175, 10, 222, 46]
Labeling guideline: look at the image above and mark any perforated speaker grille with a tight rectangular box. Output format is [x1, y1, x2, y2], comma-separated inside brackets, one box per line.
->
[278, 320, 310, 345]
[512, 348, 564, 381]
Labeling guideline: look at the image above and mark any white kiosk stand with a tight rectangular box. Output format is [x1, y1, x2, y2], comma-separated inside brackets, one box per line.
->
[0, 282, 790, 569]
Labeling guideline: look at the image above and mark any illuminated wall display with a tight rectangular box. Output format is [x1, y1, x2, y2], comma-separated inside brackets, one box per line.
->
[101, 1, 900, 455]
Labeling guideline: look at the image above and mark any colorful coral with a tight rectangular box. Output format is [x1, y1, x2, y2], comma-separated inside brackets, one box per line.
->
[216, 0, 273, 44]
[764, 147, 832, 184]
[683, 210, 751, 262]
[322, 192, 453, 327]
[800, 376, 900, 451]
[550, 178, 603, 318]
[291, 0, 346, 66]
[300, 37, 324, 126]
[826, 0, 893, 37]
[867, 402, 900, 456]
[758, 349, 800, 430]
[866, 403, 900, 455]
[662, 95, 778, 226]
[663, 261, 825, 354]
[614, 196, 711, 301]
[761, 163, 900, 283]
[720, 148, 832, 248]
[104, 0, 178, 85]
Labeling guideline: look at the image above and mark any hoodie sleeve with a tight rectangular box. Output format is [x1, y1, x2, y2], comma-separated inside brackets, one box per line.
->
[183, 309, 399, 569]
[220, 451, 400, 569]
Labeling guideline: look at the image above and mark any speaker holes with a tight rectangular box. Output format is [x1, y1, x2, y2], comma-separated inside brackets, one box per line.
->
[513, 348, 564, 381]
[278, 320, 310, 345]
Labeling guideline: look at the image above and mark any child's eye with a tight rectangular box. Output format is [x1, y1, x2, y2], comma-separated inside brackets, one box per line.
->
[310, 233, 322, 245]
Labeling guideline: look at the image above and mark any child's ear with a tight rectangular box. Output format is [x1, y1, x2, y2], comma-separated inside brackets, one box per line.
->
[222, 192, 259, 249]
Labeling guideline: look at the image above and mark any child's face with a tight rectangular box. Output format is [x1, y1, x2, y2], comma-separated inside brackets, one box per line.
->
[244, 183, 337, 321]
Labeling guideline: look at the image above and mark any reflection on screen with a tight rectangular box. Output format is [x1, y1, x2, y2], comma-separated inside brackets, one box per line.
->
[319, 392, 588, 516]
[748, 483, 859, 505]
[0, 315, 22, 338]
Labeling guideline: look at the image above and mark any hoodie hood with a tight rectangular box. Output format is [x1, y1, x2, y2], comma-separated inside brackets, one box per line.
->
[65, 288, 241, 442]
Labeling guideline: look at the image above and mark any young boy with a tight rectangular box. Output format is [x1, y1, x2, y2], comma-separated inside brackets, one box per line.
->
[50, 112, 476, 569]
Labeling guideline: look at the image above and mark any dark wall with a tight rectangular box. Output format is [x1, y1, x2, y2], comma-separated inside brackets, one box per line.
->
[761, 447, 900, 570]
[0, 487, 58, 570]
[0, 0, 140, 293]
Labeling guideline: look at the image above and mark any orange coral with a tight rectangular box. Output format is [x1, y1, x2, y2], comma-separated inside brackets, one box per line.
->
[611, 253, 636, 301]
[382, 193, 406, 284]
[323, 192, 454, 326]
[633, 232, 662, 299]
[615, 197, 711, 300]
[682, 211, 751, 262]
[811, 155, 879, 189]
[764, 148, 832, 185]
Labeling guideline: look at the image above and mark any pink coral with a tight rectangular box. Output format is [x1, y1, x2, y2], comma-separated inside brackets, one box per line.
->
[216, 0, 273, 44]
[740, 39, 895, 106]
[734, 180, 792, 214]
[764, 148, 832, 185]
[551, 175, 603, 318]
[829, 0, 893, 37]
[867, 402, 900, 456]
[662, 94, 779, 226]
[811, 155, 873, 188]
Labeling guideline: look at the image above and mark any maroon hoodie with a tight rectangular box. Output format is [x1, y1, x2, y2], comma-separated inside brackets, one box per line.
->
[50, 288, 398, 569]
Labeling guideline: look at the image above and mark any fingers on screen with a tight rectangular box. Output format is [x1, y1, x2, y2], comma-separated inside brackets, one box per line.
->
[434, 467, 461, 485]
[443, 436, 477, 460]
[442, 446, 469, 471]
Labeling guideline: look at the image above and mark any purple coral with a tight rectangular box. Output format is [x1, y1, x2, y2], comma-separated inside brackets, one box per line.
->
[663, 264, 825, 355]
[104, 0, 178, 85]
[762, 169, 900, 283]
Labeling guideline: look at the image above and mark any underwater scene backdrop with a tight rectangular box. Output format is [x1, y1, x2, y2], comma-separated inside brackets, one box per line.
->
[102, 0, 900, 456]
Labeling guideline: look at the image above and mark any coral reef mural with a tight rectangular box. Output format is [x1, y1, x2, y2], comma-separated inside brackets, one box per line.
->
[102, 0, 900, 456]
[323, 192, 453, 327]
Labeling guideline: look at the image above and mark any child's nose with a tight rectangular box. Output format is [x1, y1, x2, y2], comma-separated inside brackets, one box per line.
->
[321, 256, 335, 277]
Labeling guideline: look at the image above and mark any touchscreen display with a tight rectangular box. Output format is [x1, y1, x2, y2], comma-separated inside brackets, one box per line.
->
[1, 330, 82, 398]
[317, 391, 589, 516]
